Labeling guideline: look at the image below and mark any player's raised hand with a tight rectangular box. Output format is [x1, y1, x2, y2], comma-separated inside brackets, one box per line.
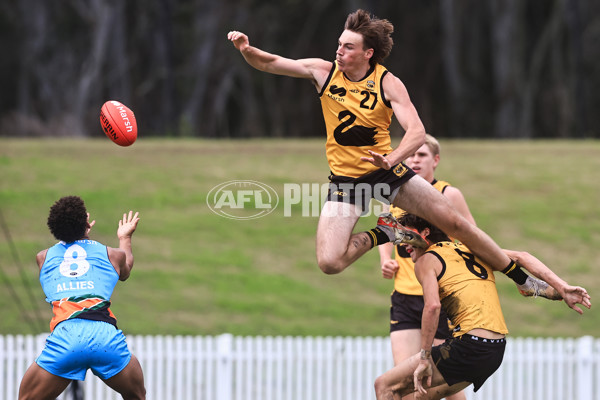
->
[117, 211, 140, 240]
[227, 31, 250, 52]
[85, 213, 96, 236]
[361, 150, 392, 170]
[560, 285, 591, 315]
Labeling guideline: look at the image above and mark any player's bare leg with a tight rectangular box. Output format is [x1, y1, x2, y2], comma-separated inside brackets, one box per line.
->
[391, 330, 421, 366]
[102, 355, 146, 400]
[316, 201, 373, 274]
[394, 176, 513, 272]
[423, 383, 470, 400]
[374, 352, 468, 400]
[18, 363, 71, 400]
[390, 332, 466, 400]
[390, 330, 420, 400]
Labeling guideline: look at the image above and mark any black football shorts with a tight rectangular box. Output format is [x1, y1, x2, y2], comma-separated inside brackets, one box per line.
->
[389, 291, 452, 340]
[327, 163, 416, 213]
[432, 334, 506, 392]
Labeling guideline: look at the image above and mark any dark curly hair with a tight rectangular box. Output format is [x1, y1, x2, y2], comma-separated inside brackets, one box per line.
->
[398, 213, 451, 244]
[344, 9, 394, 66]
[47, 196, 88, 243]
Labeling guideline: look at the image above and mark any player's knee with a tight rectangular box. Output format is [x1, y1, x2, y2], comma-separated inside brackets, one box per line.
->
[317, 256, 345, 275]
[119, 382, 146, 400]
[122, 387, 146, 400]
[373, 375, 389, 398]
[375, 372, 414, 399]
[442, 212, 471, 238]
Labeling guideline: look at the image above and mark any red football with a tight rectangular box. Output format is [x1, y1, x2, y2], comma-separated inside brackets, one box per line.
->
[99, 100, 138, 146]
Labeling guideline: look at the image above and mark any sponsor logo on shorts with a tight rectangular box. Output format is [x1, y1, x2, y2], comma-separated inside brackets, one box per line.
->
[393, 164, 408, 178]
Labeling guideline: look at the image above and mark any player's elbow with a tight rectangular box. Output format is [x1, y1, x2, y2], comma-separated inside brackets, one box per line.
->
[511, 250, 533, 265]
[415, 128, 426, 145]
[424, 301, 441, 316]
[406, 126, 426, 148]
[119, 265, 133, 281]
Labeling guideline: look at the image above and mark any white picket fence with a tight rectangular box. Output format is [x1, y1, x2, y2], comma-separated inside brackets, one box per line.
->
[2, 334, 599, 400]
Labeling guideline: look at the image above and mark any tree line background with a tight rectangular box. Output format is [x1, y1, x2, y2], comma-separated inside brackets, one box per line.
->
[0, 0, 598, 140]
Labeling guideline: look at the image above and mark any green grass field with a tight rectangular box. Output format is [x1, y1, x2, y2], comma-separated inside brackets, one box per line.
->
[0, 138, 598, 338]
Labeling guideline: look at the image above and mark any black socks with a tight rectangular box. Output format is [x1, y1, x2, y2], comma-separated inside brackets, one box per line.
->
[366, 227, 392, 248]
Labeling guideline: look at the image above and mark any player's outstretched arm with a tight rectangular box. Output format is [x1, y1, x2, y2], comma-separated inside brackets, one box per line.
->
[227, 30, 331, 86]
[504, 249, 591, 314]
[109, 211, 140, 281]
[381, 73, 426, 166]
[85, 212, 96, 237]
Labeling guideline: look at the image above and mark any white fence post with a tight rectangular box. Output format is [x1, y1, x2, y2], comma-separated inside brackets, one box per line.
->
[217, 333, 233, 400]
[575, 336, 594, 400]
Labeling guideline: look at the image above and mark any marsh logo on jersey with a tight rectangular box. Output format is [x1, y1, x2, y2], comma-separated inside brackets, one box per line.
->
[207, 180, 279, 220]
[327, 85, 347, 102]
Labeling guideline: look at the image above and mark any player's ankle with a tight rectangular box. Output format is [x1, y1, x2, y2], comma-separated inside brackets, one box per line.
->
[366, 226, 393, 247]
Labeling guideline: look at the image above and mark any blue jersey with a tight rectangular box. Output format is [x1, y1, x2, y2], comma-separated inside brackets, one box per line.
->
[40, 240, 119, 331]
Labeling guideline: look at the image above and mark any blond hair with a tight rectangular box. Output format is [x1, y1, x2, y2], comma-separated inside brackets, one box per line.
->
[423, 134, 441, 156]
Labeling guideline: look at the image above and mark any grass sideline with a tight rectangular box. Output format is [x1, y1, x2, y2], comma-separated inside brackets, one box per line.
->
[0, 138, 598, 338]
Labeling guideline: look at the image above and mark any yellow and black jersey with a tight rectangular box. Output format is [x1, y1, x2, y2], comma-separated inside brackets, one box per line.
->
[319, 61, 394, 178]
[390, 179, 450, 295]
[424, 242, 508, 337]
